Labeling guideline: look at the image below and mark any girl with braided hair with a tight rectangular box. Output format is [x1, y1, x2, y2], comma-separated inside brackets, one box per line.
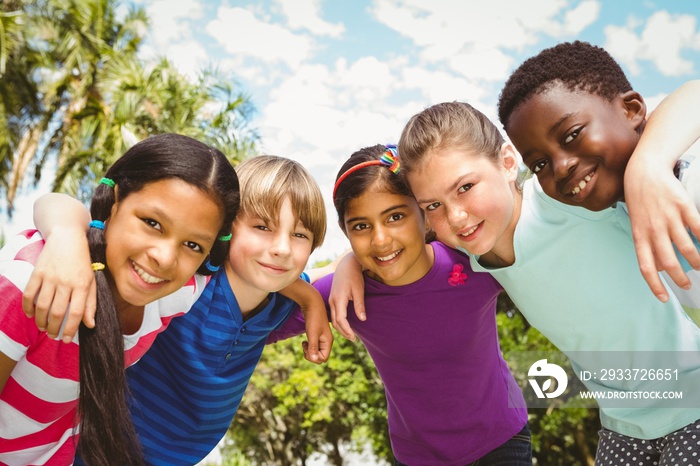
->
[0, 133, 239, 466]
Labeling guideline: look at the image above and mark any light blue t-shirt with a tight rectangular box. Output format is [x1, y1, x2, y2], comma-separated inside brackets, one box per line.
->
[468, 177, 700, 439]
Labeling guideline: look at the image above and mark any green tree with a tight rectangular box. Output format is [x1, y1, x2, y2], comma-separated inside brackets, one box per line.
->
[224, 331, 391, 466]
[0, 0, 258, 213]
[0, 1, 42, 212]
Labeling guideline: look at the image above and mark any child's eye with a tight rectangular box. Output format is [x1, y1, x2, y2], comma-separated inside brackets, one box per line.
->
[564, 128, 581, 144]
[183, 241, 204, 253]
[352, 223, 370, 231]
[425, 202, 441, 212]
[531, 160, 548, 174]
[254, 225, 271, 231]
[388, 213, 404, 222]
[457, 183, 473, 193]
[293, 232, 309, 240]
[142, 218, 162, 231]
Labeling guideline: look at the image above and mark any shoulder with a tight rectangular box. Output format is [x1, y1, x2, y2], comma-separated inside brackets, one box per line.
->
[149, 274, 209, 318]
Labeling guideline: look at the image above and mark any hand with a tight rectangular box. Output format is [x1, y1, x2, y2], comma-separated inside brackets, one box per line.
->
[22, 226, 96, 342]
[625, 160, 700, 301]
[328, 253, 365, 341]
[301, 311, 334, 364]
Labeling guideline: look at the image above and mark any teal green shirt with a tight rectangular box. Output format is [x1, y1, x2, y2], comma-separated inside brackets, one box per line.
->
[468, 177, 700, 439]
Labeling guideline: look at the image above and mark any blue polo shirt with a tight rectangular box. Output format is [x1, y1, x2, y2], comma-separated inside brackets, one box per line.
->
[125, 269, 299, 465]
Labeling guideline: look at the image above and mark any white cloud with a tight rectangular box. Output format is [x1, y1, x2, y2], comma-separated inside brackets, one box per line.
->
[145, 0, 203, 45]
[399, 66, 490, 107]
[370, 0, 600, 80]
[605, 10, 700, 77]
[276, 0, 345, 37]
[162, 41, 210, 79]
[206, 6, 315, 69]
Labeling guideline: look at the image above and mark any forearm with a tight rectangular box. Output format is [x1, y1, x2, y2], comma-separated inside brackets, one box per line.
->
[279, 278, 327, 320]
[34, 193, 90, 237]
[629, 80, 700, 169]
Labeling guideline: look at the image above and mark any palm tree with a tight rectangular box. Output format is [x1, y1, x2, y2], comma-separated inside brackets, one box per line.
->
[0, 2, 42, 214]
[1, 0, 259, 213]
[53, 57, 259, 202]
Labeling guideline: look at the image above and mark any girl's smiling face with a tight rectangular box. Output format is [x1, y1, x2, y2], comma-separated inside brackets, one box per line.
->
[344, 185, 433, 286]
[105, 178, 223, 310]
[406, 145, 521, 265]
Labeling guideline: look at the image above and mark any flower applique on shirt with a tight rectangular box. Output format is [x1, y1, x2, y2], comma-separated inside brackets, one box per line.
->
[448, 263, 468, 286]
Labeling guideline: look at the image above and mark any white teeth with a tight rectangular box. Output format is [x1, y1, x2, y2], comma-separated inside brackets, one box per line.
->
[132, 261, 166, 284]
[376, 250, 400, 262]
[571, 174, 593, 196]
[460, 225, 478, 237]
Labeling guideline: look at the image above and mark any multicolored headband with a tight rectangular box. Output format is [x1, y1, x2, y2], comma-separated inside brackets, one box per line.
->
[333, 145, 401, 199]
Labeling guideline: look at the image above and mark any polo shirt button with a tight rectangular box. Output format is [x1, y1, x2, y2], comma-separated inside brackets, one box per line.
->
[225, 353, 232, 360]
[233, 340, 239, 346]
[241, 327, 247, 332]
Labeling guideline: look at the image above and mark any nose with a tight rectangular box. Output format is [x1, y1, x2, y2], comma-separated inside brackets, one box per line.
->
[149, 239, 178, 270]
[446, 203, 467, 229]
[270, 233, 292, 257]
[371, 225, 392, 249]
[551, 151, 577, 181]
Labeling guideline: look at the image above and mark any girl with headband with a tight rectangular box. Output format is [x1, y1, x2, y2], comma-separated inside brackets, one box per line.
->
[0, 133, 240, 466]
[269, 144, 531, 465]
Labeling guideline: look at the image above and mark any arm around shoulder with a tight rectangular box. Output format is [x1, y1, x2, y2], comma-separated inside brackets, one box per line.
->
[28, 193, 95, 343]
[624, 80, 700, 299]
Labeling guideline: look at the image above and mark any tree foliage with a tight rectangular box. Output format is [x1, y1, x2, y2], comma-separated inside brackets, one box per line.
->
[223, 333, 391, 466]
[0, 0, 258, 214]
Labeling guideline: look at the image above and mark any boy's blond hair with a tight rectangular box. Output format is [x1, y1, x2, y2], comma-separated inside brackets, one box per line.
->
[235, 155, 326, 251]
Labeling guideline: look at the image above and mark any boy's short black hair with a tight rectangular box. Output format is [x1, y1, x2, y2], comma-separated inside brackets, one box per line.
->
[498, 40, 633, 128]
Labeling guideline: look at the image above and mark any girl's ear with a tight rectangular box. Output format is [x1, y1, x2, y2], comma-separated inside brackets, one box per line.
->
[620, 90, 646, 131]
[500, 143, 520, 182]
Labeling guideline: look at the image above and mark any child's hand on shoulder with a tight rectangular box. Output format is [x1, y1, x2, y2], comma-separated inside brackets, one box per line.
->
[329, 253, 366, 341]
[23, 225, 96, 342]
[301, 305, 333, 364]
[625, 158, 700, 301]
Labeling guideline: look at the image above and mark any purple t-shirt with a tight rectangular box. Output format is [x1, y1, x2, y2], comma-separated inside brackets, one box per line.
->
[271, 242, 527, 465]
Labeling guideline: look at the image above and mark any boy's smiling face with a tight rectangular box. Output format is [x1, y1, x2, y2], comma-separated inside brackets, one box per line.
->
[505, 82, 646, 211]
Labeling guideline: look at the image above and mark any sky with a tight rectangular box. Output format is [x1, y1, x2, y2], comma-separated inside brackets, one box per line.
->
[5, 0, 700, 263]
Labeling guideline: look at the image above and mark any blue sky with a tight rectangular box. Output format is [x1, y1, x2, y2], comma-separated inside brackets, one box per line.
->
[6, 0, 700, 262]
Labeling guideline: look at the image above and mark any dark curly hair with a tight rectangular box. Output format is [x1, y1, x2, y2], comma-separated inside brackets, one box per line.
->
[497, 41, 632, 129]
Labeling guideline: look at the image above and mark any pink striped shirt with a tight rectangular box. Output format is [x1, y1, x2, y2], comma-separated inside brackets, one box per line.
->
[0, 230, 207, 466]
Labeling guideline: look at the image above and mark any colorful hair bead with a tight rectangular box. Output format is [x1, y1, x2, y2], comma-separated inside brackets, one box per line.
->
[99, 177, 116, 188]
[91, 262, 106, 272]
[89, 220, 105, 230]
[218, 233, 232, 241]
[205, 260, 220, 273]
